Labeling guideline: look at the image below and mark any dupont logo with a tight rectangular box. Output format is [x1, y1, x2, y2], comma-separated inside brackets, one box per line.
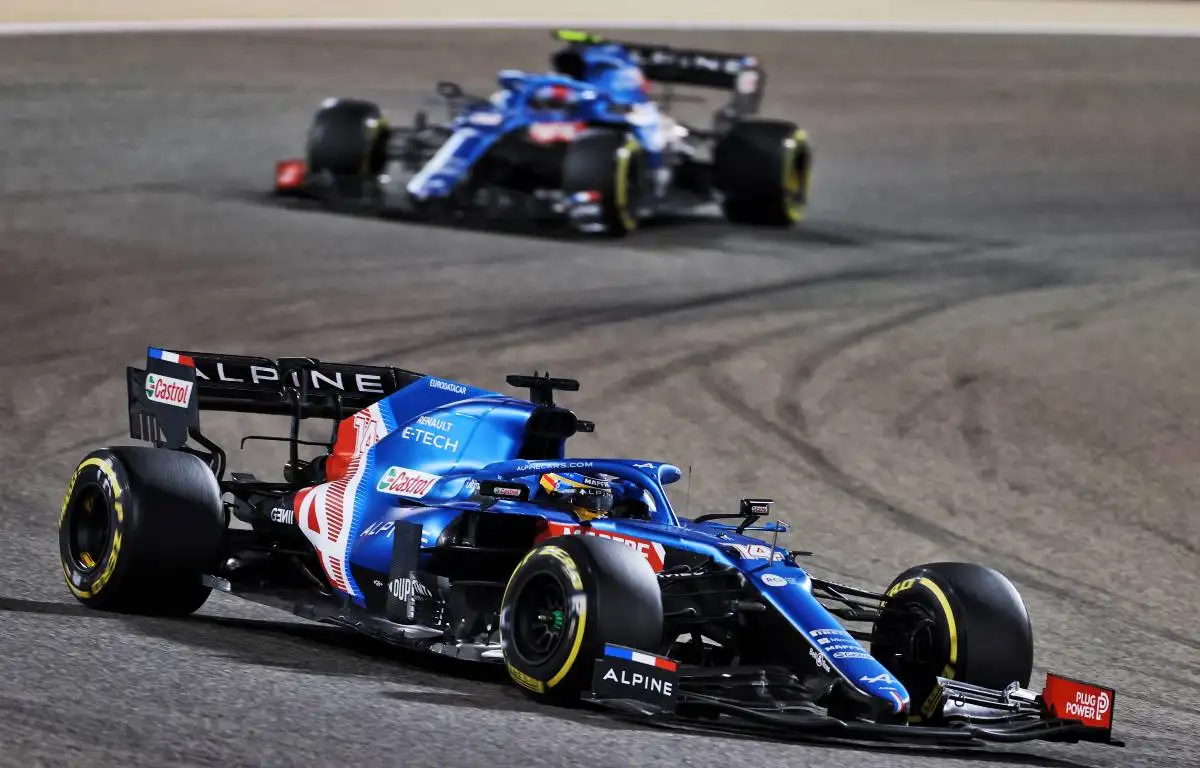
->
[144, 372, 193, 408]
[377, 466, 441, 498]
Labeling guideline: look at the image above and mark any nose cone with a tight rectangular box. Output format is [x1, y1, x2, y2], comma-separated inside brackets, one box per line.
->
[748, 567, 912, 715]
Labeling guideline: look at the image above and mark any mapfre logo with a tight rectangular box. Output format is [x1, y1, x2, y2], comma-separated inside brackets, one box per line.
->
[376, 466, 441, 498]
[144, 373, 192, 408]
[528, 122, 584, 143]
[542, 522, 666, 572]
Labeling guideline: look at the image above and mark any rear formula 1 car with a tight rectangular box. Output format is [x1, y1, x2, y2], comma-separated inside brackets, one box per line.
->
[58, 348, 1122, 750]
[271, 30, 812, 237]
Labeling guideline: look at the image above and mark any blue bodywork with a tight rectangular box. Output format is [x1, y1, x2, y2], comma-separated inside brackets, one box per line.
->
[405, 43, 669, 201]
[297, 371, 911, 717]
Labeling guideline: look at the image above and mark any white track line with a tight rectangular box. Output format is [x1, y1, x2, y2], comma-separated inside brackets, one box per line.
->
[2, 18, 1200, 38]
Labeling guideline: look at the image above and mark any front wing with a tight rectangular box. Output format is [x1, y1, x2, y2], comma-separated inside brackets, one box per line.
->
[586, 647, 1125, 749]
[274, 159, 632, 232]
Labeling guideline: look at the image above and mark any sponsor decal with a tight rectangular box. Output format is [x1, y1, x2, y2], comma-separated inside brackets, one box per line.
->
[1043, 674, 1115, 730]
[429, 378, 467, 395]
[400, 425, 460, 453]
[389, 576, 433, 621]
[144, 372, 192, 408]
[632, 462, 655, 469]
[592, 645, 679, 709]
[192, 363, 385, 393]
[809, 646, 832, 673]
[377, 467, 441, 498]
[416, 415, 453, 432]
[601, 666, 674, 696]
[810, 628, 852, 638]
[388, 576, 432, 602]
[493, 486, 523, 498]
[467, 111, 503, 126]
[542, 522, 665, 573]
[516, 461, 595, 472]
[362, 520, 395, 537]
[833, 651, 873, 660]
[528, 121, 584, 143]
[270, 506, 294, 525]
[761, 573, 788, 587]
[861, 672, 896, 685]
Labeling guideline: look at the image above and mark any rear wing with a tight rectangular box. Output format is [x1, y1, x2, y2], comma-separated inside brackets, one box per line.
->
[552, 29, 765, 114]
[127, 347, 424, 450]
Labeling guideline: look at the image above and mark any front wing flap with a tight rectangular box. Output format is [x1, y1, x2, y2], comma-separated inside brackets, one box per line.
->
[585, 647, 1125, 749]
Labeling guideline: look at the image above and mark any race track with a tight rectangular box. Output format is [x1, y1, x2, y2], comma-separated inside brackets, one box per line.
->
[2, 28, 1199, 768]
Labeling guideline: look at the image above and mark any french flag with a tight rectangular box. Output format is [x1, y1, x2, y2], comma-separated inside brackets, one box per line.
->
[148, 347, 195, 367]
[604, 644, 678, 672]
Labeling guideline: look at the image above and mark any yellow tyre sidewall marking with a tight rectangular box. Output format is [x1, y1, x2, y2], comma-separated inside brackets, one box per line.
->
[500, 544, 589, 692]
[60, 456, 125, 600]
[782, 128, 811, 224]
[614, 137, 640, 232]
[886, 574, 960, 722]
[362, 116, 387, 176]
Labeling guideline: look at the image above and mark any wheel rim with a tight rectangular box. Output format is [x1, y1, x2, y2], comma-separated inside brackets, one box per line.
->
[511, 573, 569, 665]
[67, 483, 111, 572]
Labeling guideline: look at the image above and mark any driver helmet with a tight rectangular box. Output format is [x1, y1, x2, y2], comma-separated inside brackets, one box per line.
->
[539, 471, 614, 522]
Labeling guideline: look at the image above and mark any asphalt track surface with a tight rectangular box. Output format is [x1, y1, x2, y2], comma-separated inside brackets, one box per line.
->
[2, 28, 1199, 768]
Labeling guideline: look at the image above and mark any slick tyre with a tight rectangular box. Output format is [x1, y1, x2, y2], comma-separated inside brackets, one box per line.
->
[500, 534, 663, 704]
[306, 98, 390, 186]
[869, 562, 1034, 723]
[562, 130, 644, 237]
[713, 119, 811, 227]
[58, 447, 225, 616]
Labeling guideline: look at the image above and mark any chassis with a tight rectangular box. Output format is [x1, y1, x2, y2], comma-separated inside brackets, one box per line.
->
[58, 349, 1123, 750]
[272, 30, 812, 236]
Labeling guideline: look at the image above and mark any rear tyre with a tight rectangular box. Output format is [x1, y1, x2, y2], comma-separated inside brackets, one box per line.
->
[306, 98, 390, 191]
[562, 130, 644, 237]
[58, 447, 225, 617]
[714, 119, 811, 227]
[869, 562, 1034, 722]
[499, 535, 663, 703]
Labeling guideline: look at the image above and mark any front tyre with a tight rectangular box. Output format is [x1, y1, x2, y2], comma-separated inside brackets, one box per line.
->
[869, 562, 1034, 723]
[714, 119, 812, 227]
[499, 535, 663, 703]
[562, 130, 644, 237]
[58, 447, 225, 616]
[306, 98, 390, 193]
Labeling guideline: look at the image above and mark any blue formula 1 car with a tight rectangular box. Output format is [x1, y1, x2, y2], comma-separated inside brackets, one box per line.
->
[271, 29, 812, 236]
[58, 349, 1123, 749]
